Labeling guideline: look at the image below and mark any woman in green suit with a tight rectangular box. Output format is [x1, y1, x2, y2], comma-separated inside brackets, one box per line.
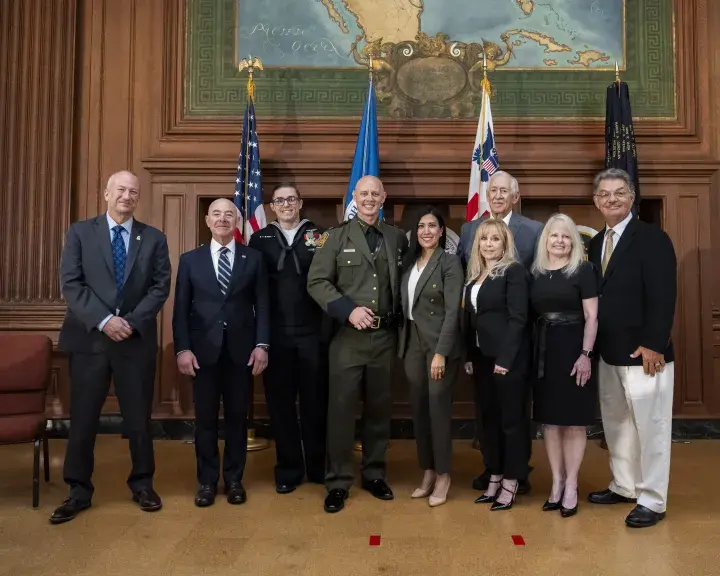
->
[399, 207, 464, 507]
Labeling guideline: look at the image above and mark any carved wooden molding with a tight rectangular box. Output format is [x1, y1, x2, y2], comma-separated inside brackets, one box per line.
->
[0, 0, 76, 305]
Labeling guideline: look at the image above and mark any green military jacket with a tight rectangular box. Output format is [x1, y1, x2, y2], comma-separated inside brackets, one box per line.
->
[307, 217, 408, 322]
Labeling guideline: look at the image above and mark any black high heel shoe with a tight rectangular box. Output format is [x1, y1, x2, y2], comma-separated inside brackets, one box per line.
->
[490, 481, 518, 511]
[560, 489, 579, 517]
[543, 486, 565, 511]
[474, 479, 501, 504]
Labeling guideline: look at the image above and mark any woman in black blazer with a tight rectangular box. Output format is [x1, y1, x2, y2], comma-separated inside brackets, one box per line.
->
[399, 207, 463, 507]
[463, 219, 530, 511]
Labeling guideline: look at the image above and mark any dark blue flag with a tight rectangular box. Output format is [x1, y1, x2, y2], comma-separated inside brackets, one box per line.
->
[605, 82, 640, 208]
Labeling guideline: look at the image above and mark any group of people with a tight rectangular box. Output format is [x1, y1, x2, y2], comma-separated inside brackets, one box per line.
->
[49, 167, 677, 531]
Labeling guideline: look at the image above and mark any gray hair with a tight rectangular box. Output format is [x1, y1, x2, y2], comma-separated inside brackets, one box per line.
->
[531, 213, 586, 278]
[593, 168, 636, 199]
[489, 170, 519, 197]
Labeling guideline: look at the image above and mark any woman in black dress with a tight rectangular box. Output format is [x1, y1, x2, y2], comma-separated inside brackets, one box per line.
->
[530, 214, 598, 517]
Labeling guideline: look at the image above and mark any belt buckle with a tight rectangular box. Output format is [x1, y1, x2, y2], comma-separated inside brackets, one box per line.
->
[371, 316, 381, 330]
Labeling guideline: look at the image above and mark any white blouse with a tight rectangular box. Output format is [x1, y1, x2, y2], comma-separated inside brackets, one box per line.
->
[407, 262, 426, 320]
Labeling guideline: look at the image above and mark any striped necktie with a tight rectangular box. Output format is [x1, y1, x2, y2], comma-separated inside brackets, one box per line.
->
[217, 247, 232, 295]
[601, 228, 614, 275]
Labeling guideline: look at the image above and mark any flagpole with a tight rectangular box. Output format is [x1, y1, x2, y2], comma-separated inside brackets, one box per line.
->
[238, 55, 270, 452]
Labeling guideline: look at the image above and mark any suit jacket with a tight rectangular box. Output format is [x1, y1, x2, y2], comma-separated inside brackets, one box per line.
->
[172, 242, 270, 367]
[398, 249, 464, 359]
[462, 262, 529, 370]
[58, 214, 171, 353]
[307, 218, 408, 322]
[458, 212, 543, 270]
[588, 218, 677, 366]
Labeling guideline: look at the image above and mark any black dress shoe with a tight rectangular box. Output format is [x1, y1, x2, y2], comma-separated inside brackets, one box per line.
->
[276, 483, 297, 494]
[361, 479, 394, 500]
[560, 489, 579, 517]
[625, 504, 666, 528]
[588, 489, 637, 505]
[49, 498, 91, 525]
[195, 485, 216, 507]
[226, 482, 247, 505]
[324, 489, 348, 513]
[472, 470, 491, 491]
[517, 478, 531, 495]
[133, 488, 162, 512]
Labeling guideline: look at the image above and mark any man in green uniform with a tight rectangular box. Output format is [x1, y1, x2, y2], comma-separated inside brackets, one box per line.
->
[307, 175, 408, 513]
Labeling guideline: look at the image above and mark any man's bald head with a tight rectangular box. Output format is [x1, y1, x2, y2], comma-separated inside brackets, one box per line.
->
[104, 170, 140, 222]
[206, 197, 239, 245]
[352, 175, 386, 223]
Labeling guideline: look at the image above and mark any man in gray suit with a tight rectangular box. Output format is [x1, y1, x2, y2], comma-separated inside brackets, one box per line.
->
[458, 171, 543, 268]
[457, 170, 543, 495]
[50, 170, 171, 524]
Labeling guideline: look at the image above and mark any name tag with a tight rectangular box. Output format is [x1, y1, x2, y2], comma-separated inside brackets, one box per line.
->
[343, 248, 356, 253]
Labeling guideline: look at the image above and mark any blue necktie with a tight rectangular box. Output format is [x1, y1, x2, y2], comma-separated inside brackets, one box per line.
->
[217, 247, 231, 295]
[111, 225, 127, 303]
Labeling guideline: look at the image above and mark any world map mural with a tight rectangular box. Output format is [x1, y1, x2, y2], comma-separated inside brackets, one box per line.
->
[236, 0, 624, 70]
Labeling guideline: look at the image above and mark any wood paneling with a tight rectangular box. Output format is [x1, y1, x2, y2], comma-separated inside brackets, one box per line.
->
[2, 0, 719, 421]
[0, 0, 76, 328]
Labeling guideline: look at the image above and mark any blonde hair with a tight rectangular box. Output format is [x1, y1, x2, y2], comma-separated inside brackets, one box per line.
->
[531, 213, 586, 277]
[466, 219, 517, 283]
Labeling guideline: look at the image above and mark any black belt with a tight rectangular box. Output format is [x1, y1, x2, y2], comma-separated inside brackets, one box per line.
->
[347, 312, 399, 331]
[534, 312, 584, 379]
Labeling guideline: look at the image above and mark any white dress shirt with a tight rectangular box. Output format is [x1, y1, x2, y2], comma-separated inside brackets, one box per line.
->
[406, 262, 425, 321]
[210, 237, 236, 277]
[279, 222, 303, 245]
[601, 211, 633, 261]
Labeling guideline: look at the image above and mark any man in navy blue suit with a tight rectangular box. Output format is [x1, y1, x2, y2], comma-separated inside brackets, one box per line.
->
[172, 198, 270, 507]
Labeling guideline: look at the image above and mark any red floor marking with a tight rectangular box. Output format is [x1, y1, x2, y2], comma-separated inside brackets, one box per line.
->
[511, 535, 525, 546]
[369, 535, 381, 546]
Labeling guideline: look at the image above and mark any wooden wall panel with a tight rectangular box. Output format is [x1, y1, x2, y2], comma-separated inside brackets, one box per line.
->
[2, 0, 719, 421]
[0, 0, 76, 328]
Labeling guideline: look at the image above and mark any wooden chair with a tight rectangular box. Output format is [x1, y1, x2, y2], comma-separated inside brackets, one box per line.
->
[0, 334, 52, 508]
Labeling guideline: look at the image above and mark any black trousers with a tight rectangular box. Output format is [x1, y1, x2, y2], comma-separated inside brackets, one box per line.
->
[326, 326, 396, 492]
[263, 334, 328, 485]
[193, 335, 250, 487]
[472, 349, 530, 480]
[63, 344, 156, 501]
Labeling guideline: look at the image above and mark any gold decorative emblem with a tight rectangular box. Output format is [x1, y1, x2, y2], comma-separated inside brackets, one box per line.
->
[316, 232, 329, 249]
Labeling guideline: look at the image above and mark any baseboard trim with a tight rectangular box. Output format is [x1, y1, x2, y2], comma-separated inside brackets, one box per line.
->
[45, 418, 720, 440]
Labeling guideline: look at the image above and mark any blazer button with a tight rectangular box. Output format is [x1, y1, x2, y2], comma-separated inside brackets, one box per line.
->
[372, 300, 376, 304]
[430, 311, 434, 315]
[432, 284, 437, 288]
[430, 298, 435, 303]
[373, 274, 377, 278]
[373, 287, 377, 290]
[347, 260, 351, 264]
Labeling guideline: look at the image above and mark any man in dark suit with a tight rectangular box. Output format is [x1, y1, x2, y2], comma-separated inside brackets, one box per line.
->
[587, 168, 677, 528]
[173, 198, 270, 507]
[51, 170, 171, 524]
[249, 183, 328, 493]
[457, 170, 542, 495]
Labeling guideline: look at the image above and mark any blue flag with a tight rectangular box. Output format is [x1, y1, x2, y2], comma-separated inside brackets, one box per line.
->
[343, 76, 380, 221]
[605, 81, 640, 211]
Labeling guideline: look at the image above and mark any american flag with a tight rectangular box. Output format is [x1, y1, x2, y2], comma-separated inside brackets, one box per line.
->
[467, 76, 497, 221]
[233, 98, 266, 244]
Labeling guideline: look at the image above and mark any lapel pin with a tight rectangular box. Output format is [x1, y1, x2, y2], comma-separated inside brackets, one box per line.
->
[136, 235, 141, 241]
[241, 254, 246, 258]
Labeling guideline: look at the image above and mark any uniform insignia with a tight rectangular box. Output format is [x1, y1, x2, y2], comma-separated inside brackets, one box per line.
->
[304, 229, 321, 247]
[316, 231, 329, 248]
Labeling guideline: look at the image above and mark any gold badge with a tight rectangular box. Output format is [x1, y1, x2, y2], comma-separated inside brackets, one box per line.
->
[316, 232, 329, 248]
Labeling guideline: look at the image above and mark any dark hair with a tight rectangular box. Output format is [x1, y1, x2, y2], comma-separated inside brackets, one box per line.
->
[271, 182, 301, 200]
[404, 206, 446, 271]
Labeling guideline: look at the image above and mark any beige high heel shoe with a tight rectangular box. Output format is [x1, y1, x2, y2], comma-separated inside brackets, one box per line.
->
[429, 477, 451, 507]
[411, 472, 436, 498]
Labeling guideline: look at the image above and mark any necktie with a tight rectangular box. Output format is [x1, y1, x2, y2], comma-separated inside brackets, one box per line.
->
[217, 247, 232, 295]
[111, 225, 127, 303]
[601, 228, 614, 275]
[366, 225, 380, 253]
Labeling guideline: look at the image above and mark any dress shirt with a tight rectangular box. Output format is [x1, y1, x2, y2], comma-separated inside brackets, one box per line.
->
[210, 237, 235, 276]
[601, 211, 633, 262]
[406, 262, 425, 321]
[97, 213, 134, 331]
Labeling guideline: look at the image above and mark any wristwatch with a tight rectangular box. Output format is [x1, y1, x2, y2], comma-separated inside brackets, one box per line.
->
[581, 349, 594, 359]
[256, 344, 270, 352]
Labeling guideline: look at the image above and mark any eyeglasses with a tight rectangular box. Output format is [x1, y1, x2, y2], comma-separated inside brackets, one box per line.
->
[271, 196, 299, 206]
[594, 190, 631, 201]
